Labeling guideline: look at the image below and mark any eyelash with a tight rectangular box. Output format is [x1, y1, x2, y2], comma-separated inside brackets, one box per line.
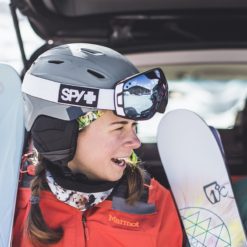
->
[114, 124, 137, 131]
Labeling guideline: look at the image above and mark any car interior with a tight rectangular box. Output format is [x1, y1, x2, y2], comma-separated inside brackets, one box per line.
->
[9, 0, 247, 189]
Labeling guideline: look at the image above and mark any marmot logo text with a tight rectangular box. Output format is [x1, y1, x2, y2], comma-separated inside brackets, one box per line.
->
[108, 214, 140, 228]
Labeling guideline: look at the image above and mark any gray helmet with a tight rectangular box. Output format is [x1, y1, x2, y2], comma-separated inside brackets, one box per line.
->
[22, 43, 139, 131]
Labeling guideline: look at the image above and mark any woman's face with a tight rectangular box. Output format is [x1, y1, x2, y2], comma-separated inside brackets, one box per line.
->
[68, 111, 141, 181]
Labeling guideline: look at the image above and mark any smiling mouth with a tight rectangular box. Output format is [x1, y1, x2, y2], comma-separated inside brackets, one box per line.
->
[111, 158, 127, 167]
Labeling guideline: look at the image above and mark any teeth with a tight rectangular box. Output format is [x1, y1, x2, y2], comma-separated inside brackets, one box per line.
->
[112, 157, 127, 161]
[112, 158, 121, 164]
[111, 158, 127, 166]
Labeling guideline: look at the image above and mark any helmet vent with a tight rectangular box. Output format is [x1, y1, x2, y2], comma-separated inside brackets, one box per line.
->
[80, 48, 103, 56]
[48, 60, 64, 64]
[87, 69, 105, 79]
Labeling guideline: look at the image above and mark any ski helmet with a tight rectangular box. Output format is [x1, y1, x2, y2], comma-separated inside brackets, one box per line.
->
[22, 43, 139, 165]
[23, 43, 139, 131]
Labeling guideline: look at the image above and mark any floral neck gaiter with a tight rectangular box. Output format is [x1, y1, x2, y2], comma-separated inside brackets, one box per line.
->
[46, 170, 113, 211]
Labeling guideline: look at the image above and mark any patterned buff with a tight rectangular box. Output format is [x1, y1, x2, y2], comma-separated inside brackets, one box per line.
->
[77, 111, 103, 131]
[46, 170, 113, 211]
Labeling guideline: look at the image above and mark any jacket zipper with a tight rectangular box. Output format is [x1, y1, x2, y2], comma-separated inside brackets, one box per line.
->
[82, 214, 89, 241]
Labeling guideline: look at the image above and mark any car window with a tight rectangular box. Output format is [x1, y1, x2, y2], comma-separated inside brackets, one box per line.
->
[136, 64, 247, 143]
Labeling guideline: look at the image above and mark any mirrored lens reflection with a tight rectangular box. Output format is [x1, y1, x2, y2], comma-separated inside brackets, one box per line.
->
[123, 70, 161, 119]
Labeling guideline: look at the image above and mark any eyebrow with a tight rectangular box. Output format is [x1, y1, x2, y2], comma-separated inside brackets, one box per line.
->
[111, 121, 137, 126]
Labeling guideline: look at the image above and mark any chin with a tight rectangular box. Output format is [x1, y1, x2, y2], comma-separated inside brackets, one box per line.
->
[107, 173, 124, 182]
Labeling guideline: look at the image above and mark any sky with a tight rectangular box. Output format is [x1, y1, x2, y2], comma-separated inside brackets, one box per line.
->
[0, 0, 43, 73]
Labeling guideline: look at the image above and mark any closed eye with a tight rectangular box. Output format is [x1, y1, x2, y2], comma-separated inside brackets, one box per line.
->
[115, 126, 124, 131]
[110, 120, 138, 131]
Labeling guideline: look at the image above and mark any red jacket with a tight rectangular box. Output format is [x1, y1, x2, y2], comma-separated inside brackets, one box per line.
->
[13, 179, 183, 247]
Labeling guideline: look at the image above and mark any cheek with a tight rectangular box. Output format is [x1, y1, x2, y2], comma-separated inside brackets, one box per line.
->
[75, 134, 94, 160]
[76, 130, 121, 161]
[103, 138, 122, 158]
[94, 138, 121, 162]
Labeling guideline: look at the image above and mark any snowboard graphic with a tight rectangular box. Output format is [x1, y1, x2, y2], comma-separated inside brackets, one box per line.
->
[157, 109, 247, 247]
[0, 64, 24, 247]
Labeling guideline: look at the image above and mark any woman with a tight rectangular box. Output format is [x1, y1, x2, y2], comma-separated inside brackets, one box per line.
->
[13, 43, 183, 246]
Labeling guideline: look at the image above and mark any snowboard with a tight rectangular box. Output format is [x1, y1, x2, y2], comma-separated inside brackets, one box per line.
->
[157, 109, 247, 247]
[0, 64, 24, 247]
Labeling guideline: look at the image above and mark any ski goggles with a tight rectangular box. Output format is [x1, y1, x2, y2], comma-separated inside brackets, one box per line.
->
[22, 68, 168, 121]
[114, 68, 168, 120]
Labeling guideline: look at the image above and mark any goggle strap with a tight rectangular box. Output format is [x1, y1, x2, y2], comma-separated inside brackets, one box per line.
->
[22, 73, 115, 110]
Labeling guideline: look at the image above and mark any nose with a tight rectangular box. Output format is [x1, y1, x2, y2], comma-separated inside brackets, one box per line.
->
[124, 130, 141, 149]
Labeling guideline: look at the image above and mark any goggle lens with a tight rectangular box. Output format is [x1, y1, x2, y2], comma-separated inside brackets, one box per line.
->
[117, 68, 168, 120]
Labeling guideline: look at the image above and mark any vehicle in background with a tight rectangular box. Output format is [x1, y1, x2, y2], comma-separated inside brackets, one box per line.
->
[9, 0, 247, 187]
